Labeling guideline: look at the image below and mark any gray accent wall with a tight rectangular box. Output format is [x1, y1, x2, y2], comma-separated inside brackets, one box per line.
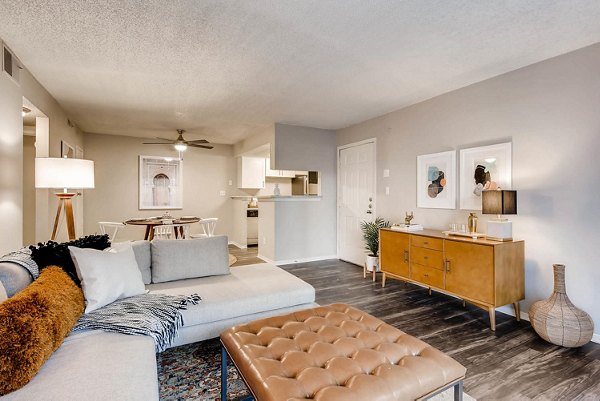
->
[271, 124, 337, 262]
[337, 43, 600, 340]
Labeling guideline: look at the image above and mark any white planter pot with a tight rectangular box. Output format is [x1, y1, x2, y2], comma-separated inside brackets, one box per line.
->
[365, 255, 379, 272]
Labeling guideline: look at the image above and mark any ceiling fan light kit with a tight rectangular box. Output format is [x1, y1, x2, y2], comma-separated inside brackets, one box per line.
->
[143, 129, 214, 152]
[174, 142, 187, 152]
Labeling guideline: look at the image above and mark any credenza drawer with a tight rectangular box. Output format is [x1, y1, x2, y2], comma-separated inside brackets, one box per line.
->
[410, 246, 444, 270]
[410, 263, 444, 289]
[411, 235, 443, 251]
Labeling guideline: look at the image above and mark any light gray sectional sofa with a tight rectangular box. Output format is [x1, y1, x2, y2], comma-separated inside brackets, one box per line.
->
[0, 236, 316, 401]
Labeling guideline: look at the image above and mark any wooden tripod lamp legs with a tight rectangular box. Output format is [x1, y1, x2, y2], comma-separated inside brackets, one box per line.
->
[51, 193, 77, 241]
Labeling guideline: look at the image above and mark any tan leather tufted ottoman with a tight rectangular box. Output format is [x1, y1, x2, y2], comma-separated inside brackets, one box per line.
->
[220, 303, 466, 401]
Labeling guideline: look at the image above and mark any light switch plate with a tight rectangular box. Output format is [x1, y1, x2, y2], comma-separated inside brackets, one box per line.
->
[385, 186, 390, 195]
[383, 169, 390, 177]
[219, 190, 226, 196]
[228, 180, 233, 186]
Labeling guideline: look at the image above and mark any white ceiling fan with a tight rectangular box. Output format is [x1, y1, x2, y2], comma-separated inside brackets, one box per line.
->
[143, 129, 214, 152]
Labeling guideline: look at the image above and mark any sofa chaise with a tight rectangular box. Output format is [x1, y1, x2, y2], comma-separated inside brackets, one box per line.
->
[0, 235, 316, 400]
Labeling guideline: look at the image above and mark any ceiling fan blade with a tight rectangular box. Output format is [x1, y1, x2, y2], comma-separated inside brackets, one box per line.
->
[156, 137, 175, 142]
[188, 144, 214, 149]
[143, 142, 173, 145]
[187, 139, 209, 144]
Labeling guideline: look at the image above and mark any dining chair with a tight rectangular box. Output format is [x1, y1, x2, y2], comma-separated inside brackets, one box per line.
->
[98, 221, 125, 242]
[190, 218, 218, 239]
[153, 224, 190, 240]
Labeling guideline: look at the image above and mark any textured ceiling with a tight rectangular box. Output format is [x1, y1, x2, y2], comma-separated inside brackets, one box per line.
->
[1, 1, 600, 144]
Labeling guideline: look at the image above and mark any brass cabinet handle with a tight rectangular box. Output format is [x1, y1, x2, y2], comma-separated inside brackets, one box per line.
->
[404, 250, 409, 263]
[424, 256, 428, 260]
[423, 241, 429, 245]
[445, 260, 451, 273]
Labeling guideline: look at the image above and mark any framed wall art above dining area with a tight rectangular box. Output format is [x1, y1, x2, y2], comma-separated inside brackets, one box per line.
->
[139, 155, 183, 210]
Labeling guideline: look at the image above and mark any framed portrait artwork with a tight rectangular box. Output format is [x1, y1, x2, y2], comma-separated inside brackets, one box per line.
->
[416, 150, 456, 209]
[459, 142, 512, 210]
[139, 155, 183, 210]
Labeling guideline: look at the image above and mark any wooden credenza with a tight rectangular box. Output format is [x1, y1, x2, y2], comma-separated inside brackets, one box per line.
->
[380, 228, 524, 330]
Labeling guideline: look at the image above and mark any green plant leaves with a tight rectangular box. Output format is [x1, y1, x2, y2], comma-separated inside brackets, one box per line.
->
[360, 217, 390, 256]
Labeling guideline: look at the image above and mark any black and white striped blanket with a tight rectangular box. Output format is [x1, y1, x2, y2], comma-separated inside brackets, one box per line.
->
[0, 247, 39, 279]
[73, 293, 201, 352]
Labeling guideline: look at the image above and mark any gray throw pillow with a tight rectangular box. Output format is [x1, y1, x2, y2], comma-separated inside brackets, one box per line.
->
[0, 281, 7, 302]
[151, 236, 230, 283]
[0, 262, 33, 297]
[131, 241, 152, 285]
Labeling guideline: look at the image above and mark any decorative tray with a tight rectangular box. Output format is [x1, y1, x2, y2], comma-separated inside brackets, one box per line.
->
[391, 224, 424, 232]
[442, 231, 486, 239]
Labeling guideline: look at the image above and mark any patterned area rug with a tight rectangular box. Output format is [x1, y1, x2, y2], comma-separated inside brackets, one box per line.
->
[157, 338, 475, 401]
[158, 339, 247, 401]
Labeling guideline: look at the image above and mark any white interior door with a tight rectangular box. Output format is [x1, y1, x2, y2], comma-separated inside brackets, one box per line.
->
[337, 140, 376, 266]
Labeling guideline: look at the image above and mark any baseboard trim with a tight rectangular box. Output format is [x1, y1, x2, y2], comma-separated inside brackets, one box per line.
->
[228, 241, 246, 249]
[497, 305, 599, 344]
[258, 254, 338, 266]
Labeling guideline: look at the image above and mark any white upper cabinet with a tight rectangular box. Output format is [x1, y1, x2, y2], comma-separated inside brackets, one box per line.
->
[237, 157, 266, 189]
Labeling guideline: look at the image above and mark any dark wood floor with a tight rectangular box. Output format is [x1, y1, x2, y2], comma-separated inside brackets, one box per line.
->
[273, 258, 600, 401]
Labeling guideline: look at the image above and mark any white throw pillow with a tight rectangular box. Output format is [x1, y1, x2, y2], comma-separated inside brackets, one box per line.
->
[69, 244, 145, 313]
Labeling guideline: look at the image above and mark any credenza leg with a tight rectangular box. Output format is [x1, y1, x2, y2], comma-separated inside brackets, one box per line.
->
[488, 306, 496, 331]
[382, 273, 386, 288]
[363, 263, 366, 279]
[372, 269, 376, 282]
[513, 302, 521, 321]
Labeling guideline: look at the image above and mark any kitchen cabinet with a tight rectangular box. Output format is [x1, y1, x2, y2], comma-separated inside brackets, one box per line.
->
[380, 228, 524, 331]
[237, 157, 265, 189]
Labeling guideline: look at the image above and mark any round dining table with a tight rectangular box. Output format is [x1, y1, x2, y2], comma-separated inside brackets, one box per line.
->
[124, 217, 200, 240]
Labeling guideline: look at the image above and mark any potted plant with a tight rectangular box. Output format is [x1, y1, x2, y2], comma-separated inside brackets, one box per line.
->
[360, 217, 390, 272]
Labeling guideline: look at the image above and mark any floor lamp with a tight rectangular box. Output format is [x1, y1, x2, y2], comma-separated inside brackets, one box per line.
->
[35, 157, 95, 241]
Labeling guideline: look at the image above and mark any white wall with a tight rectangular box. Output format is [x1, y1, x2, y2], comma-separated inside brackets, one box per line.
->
[0, 47, 85, 251]
[20, 69, 85, 242]
[337, 43, 600, 341]
[22, 135, 36, 245]
[0, 71, 24, 254]
[83, 133, 237, 241]
[272, 124, 337, 261]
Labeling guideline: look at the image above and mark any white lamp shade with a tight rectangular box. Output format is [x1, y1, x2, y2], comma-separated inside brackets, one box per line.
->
[35, 158, 95, 189]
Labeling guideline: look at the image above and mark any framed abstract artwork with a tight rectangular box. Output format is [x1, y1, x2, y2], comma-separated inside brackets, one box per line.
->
[139, 155, 183, 210]
[416, 150, 456, 209]
[459, 142, 512, 210]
